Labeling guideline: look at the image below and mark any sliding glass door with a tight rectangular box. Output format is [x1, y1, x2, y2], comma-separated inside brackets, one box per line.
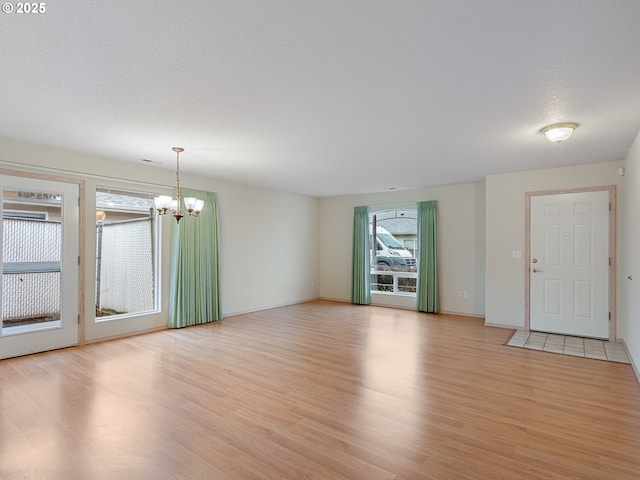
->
[0, 175, 79, 359]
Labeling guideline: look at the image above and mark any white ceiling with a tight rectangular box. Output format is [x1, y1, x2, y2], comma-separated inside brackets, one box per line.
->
[2, 1, 640, 197]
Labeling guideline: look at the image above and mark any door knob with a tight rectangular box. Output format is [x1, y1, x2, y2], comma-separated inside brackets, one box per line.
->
[532, 268, 541, 273]
[628, 275, 633, 280]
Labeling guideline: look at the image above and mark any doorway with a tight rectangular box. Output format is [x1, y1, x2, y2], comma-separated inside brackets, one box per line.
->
[526, 187, 615, 340]
[0, 175, 80, 359]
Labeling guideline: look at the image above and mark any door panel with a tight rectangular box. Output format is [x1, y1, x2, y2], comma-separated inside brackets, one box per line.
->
[530, 191, 609, 338]
[544, 224, 560, 265]
[0, 176, 79, 359]
[543, 279, 560, 315]
[574, 224, 592, 267]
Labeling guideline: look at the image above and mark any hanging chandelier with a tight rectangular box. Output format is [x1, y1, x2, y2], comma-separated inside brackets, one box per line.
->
[154, 147, 204, 223]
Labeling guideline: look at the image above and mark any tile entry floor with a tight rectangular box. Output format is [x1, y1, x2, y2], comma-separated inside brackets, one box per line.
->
[507, 330, 631, 364]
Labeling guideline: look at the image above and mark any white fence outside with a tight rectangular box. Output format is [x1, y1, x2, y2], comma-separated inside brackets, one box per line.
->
[2, 218, 61, 322]
[96, 217, 154, 315]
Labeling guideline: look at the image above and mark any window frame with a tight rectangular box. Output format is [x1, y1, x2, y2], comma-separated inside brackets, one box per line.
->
[369, 205, 418, 300]
[94, 186, 162, 322]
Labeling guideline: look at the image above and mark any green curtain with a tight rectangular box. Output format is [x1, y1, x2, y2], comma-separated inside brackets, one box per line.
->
[169, 188, 222, 328]
[416, 200, 439, 313]
[351, 206, 371, 305]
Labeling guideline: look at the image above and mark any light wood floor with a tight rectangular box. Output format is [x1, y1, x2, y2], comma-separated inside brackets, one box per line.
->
[1, 300, 640, 479]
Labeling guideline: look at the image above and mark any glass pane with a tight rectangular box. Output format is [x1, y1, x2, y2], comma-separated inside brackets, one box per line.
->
[2, 189, 62, 333]
[95, 188, 157, 319]
[369, 209, 417, 295]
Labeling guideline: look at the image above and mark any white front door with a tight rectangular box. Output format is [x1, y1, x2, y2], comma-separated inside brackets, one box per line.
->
[529, 191, 610, 339]
[0, 175, 79, 359]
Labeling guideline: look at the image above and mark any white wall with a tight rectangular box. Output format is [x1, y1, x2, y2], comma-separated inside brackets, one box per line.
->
[318, 182, 485, 316]
[217, 182, 319, 315]
[485, 160, 625, 329]
[0, 136, 319, 342]
[622, 131, 640, 372]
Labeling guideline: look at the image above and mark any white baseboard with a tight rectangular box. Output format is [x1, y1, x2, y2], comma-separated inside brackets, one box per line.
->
[224, 297, 321, 318]
[484, 321, 522, 330]
[440, 310, 485, 320]
[620, 338, 640, 384]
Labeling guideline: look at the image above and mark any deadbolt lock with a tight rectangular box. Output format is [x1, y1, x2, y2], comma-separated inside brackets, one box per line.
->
[532, 258, 538, 264]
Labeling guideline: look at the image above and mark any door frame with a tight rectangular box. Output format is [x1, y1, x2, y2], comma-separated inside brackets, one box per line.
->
[524, 185, 617, 340]
[0, 167, 85, 347]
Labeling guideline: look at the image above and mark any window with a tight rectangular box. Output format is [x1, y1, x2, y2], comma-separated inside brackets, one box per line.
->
[2, 190, 63, 330]
[369, 209, 417, 295]
[403, 239, 416, 257]
[95, 187, 159, 319]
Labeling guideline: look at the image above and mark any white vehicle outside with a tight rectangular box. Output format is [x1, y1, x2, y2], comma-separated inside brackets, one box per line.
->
[371, 226, 416, 269]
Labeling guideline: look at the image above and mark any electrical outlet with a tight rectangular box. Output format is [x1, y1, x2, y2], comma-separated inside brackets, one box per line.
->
[463, 290, 469, 298]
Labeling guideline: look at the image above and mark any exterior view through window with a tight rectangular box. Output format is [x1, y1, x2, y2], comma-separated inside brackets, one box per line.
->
[370, 209, 417, 295]
[95, 188, 158, 319]
[2, 190, 62, 331]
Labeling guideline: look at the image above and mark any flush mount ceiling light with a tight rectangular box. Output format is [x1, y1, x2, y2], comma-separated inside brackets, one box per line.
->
[541, 123, 578, 143]
[154, 147, 204, 223]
